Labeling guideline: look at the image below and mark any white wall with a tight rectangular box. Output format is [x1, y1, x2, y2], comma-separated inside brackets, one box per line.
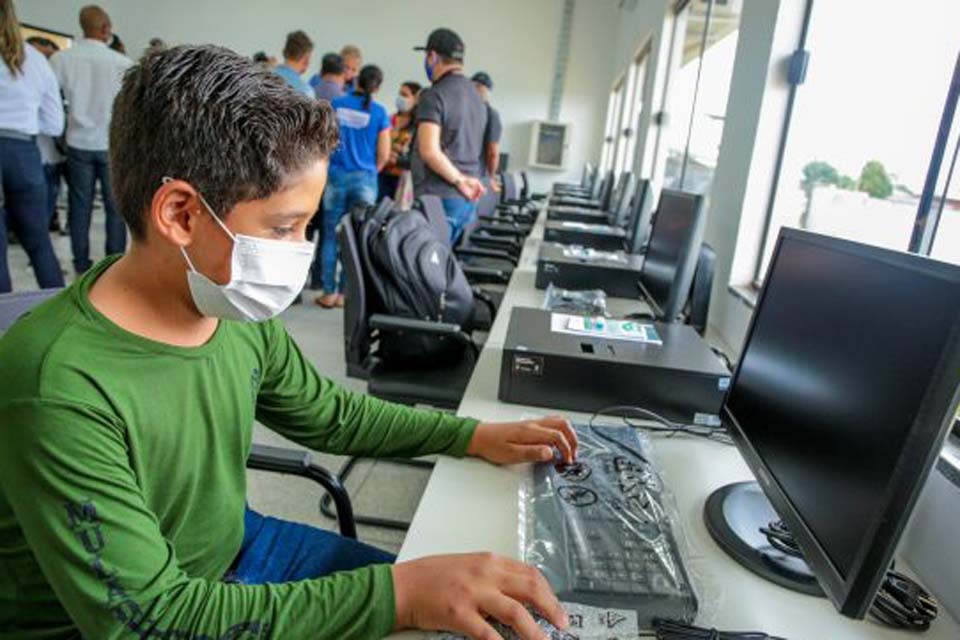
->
[14, 0, 619, 191]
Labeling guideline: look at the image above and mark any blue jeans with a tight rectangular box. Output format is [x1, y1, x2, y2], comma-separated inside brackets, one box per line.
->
[43, 162, 65, 226]
[321, 170, 377, 293]
[442, 197, 477, 245]
[224, 508, 395, 584]
[0, 137, 65, 293]
[66, 147, 127, 274]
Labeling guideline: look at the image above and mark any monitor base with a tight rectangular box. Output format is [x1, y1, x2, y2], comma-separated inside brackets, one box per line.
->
[704, 481, 825, 597]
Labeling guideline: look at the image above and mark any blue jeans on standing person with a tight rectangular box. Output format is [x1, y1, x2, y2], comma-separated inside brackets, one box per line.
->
[321, 170, 377, 294]
[66, 147, 127, 274]
[441, 197, 477, 246]
[43, 161, 65, 227]
[0, 137, 65, 293]
[223, 507, 395, 584]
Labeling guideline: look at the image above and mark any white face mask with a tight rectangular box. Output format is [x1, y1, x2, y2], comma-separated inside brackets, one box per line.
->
[164, 177, 316, 322]
[395, 95, 412, 113]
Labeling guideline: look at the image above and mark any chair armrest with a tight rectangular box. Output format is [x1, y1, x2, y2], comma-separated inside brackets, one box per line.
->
[468, 234, 522, 253]
[474, 223, 528, 238]
[247, 444, 357, 539]
[369, 314, 462, 335]
[462, 266, 511, 286]
[455, 247, 519, 266]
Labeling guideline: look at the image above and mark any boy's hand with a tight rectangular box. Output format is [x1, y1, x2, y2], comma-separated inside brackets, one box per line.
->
[392, 552, 568, 639]
[466, 417, 577, 465]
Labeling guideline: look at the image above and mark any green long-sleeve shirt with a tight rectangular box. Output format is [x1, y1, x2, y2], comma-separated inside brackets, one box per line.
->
[0, 258, 479, 639]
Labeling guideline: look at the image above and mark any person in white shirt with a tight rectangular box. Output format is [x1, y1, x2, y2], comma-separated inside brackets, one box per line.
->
[49, 4, 133, 275]
[0, 0, 66, 293]
[27, 36, 68, 234]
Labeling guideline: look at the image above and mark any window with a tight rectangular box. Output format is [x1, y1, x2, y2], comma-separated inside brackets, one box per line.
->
[599, 78, 625, 173]
[611, 48, 652, 176]
[927, 83, 960, 266]
[755, 0, 960, 281]
[661, 0, 741, 195]
[613, 65, 638, 174]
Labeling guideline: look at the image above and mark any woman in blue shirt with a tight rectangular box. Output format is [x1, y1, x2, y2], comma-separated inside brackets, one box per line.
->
[0, 0, 66, 293]
[316, 64, 391, 308]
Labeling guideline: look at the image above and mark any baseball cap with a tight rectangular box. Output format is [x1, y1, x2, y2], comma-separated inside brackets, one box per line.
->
[471, 71, 493, 90]
[414, 28, 465, 61]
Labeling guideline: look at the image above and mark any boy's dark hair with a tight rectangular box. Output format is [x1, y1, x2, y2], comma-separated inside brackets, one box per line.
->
[355, 64, 383, 109]
[282, 30, 313, 60]
[110, 45, 339, 240]
[251, 50, 269, 64]
[401, 81, 422, 95]
[320, 52, 344, 76]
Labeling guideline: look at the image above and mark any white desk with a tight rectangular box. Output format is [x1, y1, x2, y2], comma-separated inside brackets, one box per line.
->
[387, 210, 960, 639]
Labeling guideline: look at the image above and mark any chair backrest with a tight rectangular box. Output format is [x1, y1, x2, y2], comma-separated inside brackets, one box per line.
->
[518, 171, 530, 199]
[502, 172, 520, 202]
[475, 186, 499, 222]
[0, 290, 61, 335]
[581, 163, 594, 188]
[686, 243, 716, 337]
[415, 195, 451, 243]
[591, 169, 611, 200]
[599, 171, 617, 210]
[338, 220, 373, 378]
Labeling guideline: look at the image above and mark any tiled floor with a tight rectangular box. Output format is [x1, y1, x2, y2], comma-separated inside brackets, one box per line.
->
[7, 207, 423, 555]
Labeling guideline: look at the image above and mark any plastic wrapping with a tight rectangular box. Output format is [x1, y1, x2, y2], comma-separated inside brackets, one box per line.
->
[430, 602, 644, 639]
[519, 423, 701, 630]
[542, 283, 608, 316]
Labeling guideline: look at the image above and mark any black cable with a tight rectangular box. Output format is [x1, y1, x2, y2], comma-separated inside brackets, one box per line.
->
[760, 522, 939, 631]
[636, 619, 788, 639]
[589, 405, 734, 446]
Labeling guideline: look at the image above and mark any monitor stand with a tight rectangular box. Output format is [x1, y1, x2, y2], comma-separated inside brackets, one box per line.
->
[704, 481, 825, 597]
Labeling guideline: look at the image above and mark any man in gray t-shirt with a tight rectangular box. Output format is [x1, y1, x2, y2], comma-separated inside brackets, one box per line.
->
[411, 28, 487, 244]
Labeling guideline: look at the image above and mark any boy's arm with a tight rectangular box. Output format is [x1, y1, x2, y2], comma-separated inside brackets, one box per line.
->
[0, 400, 397, 639]
[255, 321, 479, 458]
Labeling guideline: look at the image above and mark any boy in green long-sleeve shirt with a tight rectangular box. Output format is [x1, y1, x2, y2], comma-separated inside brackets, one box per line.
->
[0, 44, 578, 640]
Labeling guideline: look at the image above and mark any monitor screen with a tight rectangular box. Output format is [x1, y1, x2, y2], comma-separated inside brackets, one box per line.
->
[639, 189, 703, 320]
[724, 229, 960, 616]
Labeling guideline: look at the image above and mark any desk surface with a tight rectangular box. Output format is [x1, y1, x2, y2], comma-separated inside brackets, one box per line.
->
[386, 211, 960, 639]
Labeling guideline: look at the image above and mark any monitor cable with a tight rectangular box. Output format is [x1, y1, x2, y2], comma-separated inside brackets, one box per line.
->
[589, 405, 734, 446]
[639, 619, 788, 639]
[760, 520, 939, 631]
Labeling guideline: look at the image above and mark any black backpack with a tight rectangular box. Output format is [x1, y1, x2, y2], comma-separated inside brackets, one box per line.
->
[353, 198, 475, 364]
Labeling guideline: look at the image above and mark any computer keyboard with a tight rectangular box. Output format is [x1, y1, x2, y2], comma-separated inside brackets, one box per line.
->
[524, 423, 698, 627]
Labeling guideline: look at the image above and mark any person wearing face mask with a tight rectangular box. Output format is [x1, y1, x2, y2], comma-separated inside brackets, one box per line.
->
[0, 45, 577, 640]
[411, 28, 487, 245]
[274, 30, 314, 98]
[378, 80, 421, 201]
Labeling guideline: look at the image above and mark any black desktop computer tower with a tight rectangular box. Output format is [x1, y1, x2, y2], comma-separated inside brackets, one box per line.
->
[499, 307, 730, 424]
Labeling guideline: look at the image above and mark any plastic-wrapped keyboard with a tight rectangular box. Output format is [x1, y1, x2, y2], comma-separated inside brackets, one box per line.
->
[521, 423, 698, 627]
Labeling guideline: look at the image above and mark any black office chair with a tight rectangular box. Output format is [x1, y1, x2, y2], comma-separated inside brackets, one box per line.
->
[331, 218, 481, 530]
[0, 290, 358, 539]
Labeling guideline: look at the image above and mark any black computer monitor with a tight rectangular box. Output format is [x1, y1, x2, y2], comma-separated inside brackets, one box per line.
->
[637, 189, 705, 322]
[612, 173, 638, 226]
[626, 179, 654, 254]
[720, 228, 960, 619]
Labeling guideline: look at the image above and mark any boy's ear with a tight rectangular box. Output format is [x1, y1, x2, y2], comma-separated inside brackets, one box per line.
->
[149, 179, 204, 247]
